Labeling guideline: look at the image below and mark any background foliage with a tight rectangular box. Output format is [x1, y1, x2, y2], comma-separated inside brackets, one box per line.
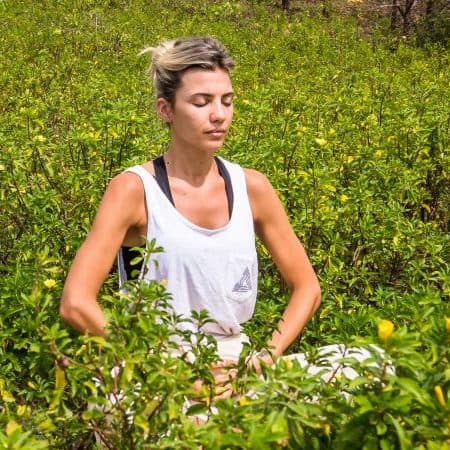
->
[0, 0, 449, 448]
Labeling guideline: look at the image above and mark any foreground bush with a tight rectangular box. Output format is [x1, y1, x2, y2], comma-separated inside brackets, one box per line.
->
[1, 255, 449, 448]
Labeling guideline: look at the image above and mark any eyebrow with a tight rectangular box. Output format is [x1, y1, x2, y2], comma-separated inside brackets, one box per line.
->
[189, 92, 234, 99]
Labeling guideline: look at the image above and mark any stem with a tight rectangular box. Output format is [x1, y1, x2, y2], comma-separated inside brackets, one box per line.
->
[89, 421, 115, 450]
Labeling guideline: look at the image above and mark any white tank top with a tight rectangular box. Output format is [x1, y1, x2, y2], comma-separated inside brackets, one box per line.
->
[118, 157, 258, 337]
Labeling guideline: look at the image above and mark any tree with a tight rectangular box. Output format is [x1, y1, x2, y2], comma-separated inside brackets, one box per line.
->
[390, 0, 418, 34]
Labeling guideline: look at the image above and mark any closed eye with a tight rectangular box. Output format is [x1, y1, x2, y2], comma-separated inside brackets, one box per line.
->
[190, 92, 234, 107]
[223, 94, 234, 107]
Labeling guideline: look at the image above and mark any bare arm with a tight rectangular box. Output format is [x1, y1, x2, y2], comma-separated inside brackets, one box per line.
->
[246, 169, 321, 357]
[60, 173, 145, 336]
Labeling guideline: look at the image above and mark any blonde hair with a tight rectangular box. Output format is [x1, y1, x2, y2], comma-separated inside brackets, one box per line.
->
[140, 37, 235, 104]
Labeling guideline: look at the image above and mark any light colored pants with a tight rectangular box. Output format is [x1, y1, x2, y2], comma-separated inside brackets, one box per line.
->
[93, 336, 393, 443]
[214, 333, 250, 361]
[213, 335, 392, 382]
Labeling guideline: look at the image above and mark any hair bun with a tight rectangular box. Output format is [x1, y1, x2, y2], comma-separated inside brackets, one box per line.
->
[139, 40, 177, 79]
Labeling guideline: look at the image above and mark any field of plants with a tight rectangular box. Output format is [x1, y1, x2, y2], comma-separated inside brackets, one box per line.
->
[1, 0, 449, 448]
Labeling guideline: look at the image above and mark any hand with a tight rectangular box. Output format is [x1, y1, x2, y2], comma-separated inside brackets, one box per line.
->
[211, 360, 238, 400]
[192, 360, 238, 401]
[247, 349, 275, 375]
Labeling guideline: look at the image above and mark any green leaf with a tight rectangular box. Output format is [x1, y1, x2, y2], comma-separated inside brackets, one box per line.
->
[395, 377, 432, 407]
[185, 402, 208, 416]
[380, 439, 393, 450]
[386, 414, 410, 450]
[376, 421, 387, 436]
[81, 408, 104, 421]
[134, 414, 150, 434]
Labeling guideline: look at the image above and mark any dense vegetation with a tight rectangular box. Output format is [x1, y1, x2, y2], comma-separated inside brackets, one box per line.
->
[1, 0, 449, 448]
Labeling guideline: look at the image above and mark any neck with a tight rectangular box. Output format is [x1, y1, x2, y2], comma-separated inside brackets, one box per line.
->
[164, 143, 218, 182]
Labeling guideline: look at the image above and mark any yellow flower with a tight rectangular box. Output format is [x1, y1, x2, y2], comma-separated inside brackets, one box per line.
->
[445, 317, 450, 333]
[44, 279, 56, 289]
[1, 390, 15, 402]
[55, 366, 67, 391]
[392, 233, 402, 246]
[6, 420, 21, 436]
[239, 396, 251, 406]
[315, 138, 328, 147]
[340, 194, 349, 203]
[282, 356, 293, 369]
[374, 150, 384, 158]
[346, 155, 355, 164]
[16, 404, 31, 417]
[434, 385, 446, 407]
[378, 319, 394, 342]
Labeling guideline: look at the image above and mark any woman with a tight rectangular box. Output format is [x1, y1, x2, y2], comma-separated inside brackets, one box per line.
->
[60, 36, 321, 375]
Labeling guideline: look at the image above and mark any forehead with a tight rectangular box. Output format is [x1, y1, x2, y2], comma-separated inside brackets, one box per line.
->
[178, 68, 233, 96]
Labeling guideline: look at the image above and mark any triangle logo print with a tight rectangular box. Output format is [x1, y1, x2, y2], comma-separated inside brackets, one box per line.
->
[232, 267, 252, 293]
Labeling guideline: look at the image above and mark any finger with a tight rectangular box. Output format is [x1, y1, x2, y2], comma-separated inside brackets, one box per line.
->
[214, 373, 232, 385]
[211, 366, 227, 377]
[211, 367, 237, 380]
[213, 384, 234, 400]
[214, 368, 239, 385]
[193, 379, 203, 393]
[214, 389, 233, 400]
[211, 359, 236, 369]
[248, 356, 261, 373]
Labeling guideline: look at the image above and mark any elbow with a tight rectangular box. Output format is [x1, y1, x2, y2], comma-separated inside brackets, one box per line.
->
[307, 278, 321, 314]
[290, 278, 321, 313]
[313, 285, 322, 313]
[59, 292, 79, 324]
[59, 291, 105, 336]
[59, 298, 71, 324]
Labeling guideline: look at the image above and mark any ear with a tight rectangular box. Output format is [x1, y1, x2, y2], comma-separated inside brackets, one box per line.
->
[156, 97, 173, 124]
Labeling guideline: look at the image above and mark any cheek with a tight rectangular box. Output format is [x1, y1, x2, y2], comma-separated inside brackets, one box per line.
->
[226, 107, 234, 124]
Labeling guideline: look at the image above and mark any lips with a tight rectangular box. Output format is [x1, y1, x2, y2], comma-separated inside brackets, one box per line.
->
[205, 129, 227, 138]
[205, 129, 226, 134]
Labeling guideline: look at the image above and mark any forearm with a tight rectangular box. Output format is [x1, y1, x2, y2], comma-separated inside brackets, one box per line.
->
[267, 287, 321, 357]
[60, 295, 107, 337]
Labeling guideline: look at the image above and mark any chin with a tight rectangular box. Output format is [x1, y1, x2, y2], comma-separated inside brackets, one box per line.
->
[211, 143, 225, 152]
[204, 140, 225, 152]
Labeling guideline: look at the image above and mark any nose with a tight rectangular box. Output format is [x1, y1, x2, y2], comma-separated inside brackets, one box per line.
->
[210, 101, 226, 123]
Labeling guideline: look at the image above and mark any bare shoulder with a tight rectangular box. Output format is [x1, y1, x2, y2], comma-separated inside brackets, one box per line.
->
[243, 168, 281, 226]
[95, 171, 146, 229]
[106, 171, 144, 201]
[243, 168, 273, 197]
